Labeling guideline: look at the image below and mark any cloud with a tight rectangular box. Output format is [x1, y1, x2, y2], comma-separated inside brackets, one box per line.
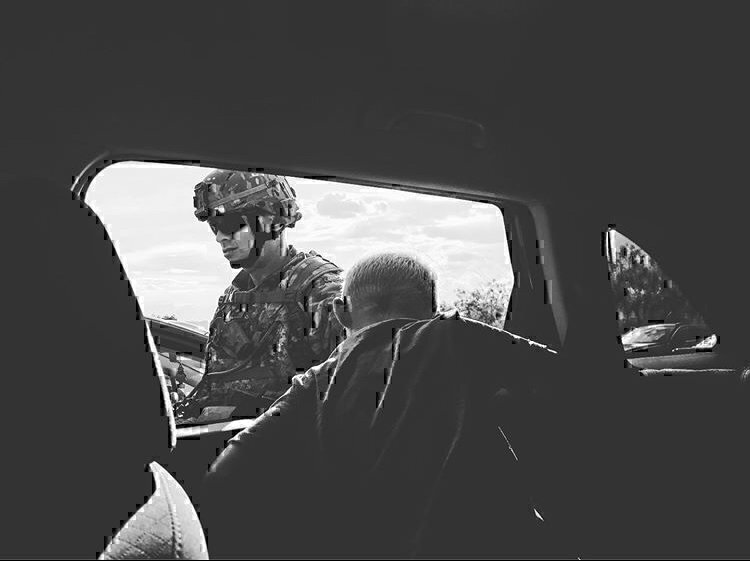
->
[441, 251, 476, 264]
[421, 218, 504, 244]
[378, 194, 475, 220]
[165, 268, 204, 275]
[124, 242, 213, 266]
[316, 193, 366, 218]
[340, 216, 408, 241]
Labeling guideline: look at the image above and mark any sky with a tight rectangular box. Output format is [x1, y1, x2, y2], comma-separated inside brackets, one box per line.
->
[87, 162, 513, 327]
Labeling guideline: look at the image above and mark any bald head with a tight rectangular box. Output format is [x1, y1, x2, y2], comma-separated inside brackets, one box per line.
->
[334, 252, 438, 334]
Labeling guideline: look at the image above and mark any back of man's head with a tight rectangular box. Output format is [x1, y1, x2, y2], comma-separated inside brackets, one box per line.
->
[342, 252, 437, 329]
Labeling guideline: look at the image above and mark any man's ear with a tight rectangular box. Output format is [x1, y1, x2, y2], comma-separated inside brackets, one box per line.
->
[333, 296, 352, 330]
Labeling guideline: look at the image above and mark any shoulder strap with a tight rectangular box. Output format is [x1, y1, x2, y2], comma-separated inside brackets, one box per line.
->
[284, 254, 342, 305]
[223, 255, 341, 306]
[283, 255, 342, 368]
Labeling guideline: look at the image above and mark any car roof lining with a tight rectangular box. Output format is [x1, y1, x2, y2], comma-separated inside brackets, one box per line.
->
[4, 2, 747, 360]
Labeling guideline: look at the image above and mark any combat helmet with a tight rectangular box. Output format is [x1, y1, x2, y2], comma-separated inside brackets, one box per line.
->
[193, 170, 302, 230]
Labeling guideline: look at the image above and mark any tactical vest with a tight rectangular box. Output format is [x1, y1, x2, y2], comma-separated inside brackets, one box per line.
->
[207, 253, 342, 380]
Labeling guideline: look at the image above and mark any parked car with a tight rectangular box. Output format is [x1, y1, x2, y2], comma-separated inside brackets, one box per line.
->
[145, 317, 207, 405]
[622, 322, 728, 370]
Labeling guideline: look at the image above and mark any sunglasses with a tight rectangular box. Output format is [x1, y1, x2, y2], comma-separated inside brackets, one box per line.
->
[207, 214, 258, 235]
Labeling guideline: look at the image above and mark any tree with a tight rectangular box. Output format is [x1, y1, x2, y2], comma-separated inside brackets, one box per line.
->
[609, 243, 703, 332]
[442, 279, 511, 329]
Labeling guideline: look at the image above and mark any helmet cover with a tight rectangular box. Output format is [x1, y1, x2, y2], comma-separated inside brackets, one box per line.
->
[194, 170, 301, 229]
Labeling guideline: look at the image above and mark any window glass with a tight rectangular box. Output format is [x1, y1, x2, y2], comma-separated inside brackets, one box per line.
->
[621, 324, 674, 346]
[672, 325, 712, 348]
[87, 162, 513, 423]
[606, 229, 733, 373]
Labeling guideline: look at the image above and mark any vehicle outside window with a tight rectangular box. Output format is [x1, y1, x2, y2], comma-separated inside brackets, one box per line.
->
[621, 324, 674, 346]
[606, 229, 733, 372]
[87, 162, 514, 424]
[621, 322, 720, 370]
[147, 317, 208, 405]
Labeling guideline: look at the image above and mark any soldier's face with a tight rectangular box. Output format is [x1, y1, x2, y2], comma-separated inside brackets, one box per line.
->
[211, 215, 259, 264]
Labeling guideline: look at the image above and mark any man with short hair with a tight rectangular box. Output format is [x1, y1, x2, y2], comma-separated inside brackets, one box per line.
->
[175, 169, 345, 423]
[332, 251, 438, 333]
[202, 252, 551, 557]
[201, 251, 440, 556]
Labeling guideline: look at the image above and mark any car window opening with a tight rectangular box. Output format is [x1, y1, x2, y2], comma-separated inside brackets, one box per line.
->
[86, 162, 515, 425]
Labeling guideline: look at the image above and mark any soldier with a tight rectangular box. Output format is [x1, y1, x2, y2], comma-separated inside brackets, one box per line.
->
[175, 170, 345, 423]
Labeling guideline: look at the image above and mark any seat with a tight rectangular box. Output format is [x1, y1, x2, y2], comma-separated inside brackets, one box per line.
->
[2, 178, 207, 559]
[100, 463, 207, 560]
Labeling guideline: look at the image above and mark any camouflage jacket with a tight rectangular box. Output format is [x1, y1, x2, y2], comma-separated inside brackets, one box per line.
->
[176, 247, 344, 422]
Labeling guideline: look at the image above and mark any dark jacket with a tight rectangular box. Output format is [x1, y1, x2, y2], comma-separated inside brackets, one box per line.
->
[202, 311, 555, 558]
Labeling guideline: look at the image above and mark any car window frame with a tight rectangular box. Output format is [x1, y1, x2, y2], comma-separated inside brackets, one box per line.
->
[77, 155, 527, 436]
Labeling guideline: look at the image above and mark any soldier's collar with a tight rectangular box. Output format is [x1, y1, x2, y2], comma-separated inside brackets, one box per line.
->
[232, 246, 298, 290]
[231, 269, 253, 290]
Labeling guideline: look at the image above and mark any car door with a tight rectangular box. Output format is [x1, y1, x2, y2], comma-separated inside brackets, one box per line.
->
[608, 237, 745, 556]
[504, 205, 748, 557]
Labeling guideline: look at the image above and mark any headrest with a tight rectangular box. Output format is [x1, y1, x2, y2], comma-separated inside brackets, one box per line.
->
[3, 177, 174, 555]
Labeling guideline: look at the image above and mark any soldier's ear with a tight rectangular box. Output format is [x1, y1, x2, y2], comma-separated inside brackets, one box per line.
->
[333, 296, 352, 330]
[266, 217, 276, 234]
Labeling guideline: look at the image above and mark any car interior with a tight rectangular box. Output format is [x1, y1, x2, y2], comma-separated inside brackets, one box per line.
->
[4, 2, 748, 558]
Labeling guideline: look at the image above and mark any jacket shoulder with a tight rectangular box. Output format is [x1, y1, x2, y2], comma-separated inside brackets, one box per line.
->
[285, 252, 343, 297]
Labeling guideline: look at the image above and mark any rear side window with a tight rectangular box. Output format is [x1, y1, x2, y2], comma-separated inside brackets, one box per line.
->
[606, 229, 733, 373]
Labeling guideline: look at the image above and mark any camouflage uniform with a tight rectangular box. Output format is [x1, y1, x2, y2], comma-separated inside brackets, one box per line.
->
[175, 170, 345, 422]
